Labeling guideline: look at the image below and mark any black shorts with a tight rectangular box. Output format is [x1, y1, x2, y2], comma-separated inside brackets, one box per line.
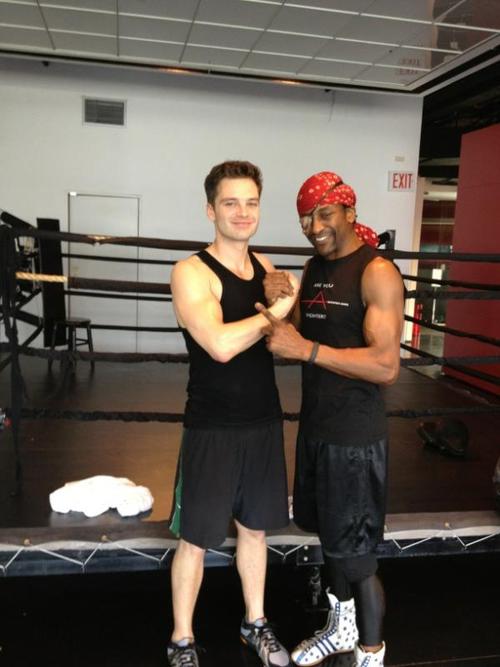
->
[169, 421, 289, 549]
[293, 434, 388, 558]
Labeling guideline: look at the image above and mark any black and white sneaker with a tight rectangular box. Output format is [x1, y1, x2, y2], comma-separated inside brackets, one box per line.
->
[240, 617, 292, 667]
[167, 638, 199, 667]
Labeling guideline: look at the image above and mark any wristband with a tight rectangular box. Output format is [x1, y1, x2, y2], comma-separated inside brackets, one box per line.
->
[307, 341, 320, 365]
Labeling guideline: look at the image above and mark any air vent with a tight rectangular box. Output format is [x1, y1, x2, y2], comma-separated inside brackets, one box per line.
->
[84, 98, 126, 126]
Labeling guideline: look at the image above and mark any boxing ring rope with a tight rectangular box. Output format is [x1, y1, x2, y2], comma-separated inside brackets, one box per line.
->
[1, 221, 500, 573]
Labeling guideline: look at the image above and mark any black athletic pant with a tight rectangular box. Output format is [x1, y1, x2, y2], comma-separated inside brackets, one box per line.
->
[324, 553, 385, 647]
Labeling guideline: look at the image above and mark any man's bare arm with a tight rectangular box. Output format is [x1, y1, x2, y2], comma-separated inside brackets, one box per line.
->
[261, 258, 403, 385]
[171, 257, 298, 363]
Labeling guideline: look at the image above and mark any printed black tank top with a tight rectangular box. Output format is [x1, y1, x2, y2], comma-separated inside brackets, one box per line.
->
[299, 245, 387, 445]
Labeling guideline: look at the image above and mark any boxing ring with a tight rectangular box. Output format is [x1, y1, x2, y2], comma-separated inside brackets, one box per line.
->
[1, 214, 499, 577]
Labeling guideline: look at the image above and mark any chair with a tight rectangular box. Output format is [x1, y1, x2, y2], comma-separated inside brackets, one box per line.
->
[37, 218, 95, 371]
[48, 317, 95, 371]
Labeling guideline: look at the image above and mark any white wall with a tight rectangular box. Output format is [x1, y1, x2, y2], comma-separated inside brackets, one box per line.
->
[0, 58, 422, 351]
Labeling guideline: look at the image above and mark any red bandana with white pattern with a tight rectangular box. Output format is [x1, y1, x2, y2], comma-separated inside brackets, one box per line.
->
[296, 171, 379, 248]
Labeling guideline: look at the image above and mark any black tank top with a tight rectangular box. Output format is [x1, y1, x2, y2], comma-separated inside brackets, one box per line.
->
[182, 250, 282, 428]
[299, 245, 387, 445]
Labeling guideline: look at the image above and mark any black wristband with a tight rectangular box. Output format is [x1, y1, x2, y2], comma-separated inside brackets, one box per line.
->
[307, 341, 320, 365]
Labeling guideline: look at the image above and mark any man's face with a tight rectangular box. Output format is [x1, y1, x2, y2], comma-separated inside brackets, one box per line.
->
[207, 177, 260, 243]
[300, 203, 356, 259]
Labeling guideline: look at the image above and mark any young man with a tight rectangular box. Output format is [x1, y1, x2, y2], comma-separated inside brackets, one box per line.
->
[168, 161, 298, 667]
[258, 171, 404, 667]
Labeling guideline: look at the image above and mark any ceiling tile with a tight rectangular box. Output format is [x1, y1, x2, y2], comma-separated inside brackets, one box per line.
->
[283, 0, 372, 10]
[52, 31, 117, 54]
[118, 0, 198, 21]
[376, 46, 437, 70]
[299, 58, 365, 79]
[42, 7, 117, 35]
[270, 6, 354, 36]
[353, 64, 422, 86]
[119, 37, 183, 61]
[242, 51, 308, 74]
[253, 31, 327, 57]
[0, 2, 44, 27]
[182, 44, 245, 68]
[411, 22, 494, 51]
[197, 0, 278, 29]
[363, 0, 438, 21]
[119, 16, 190, 42]
[0, 25, 52, 48]
[316, 39, 392, 61]
[189, 23, 260, 50]
[40, 0, 116, 10]
[336, 15, 423, 43]
[437, 0, 500, 31]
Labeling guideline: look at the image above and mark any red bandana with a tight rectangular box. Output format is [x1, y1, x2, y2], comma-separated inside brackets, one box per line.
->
[296, 171, 356, 214]
[297, 171, 378, 248]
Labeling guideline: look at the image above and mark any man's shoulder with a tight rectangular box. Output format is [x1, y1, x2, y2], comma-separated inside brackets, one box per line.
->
[171, 253, 210, 288]
[251, 250, 273, 272]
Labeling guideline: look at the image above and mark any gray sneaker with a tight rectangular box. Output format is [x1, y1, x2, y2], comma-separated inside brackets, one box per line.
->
[240, 617, 291, 667]
[167, 638, 199, 667]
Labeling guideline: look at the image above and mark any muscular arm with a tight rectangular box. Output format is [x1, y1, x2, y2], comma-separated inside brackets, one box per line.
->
[314, 258, 404, 384]
[263, 257, 403, 385]
[171, 256, 298, 364]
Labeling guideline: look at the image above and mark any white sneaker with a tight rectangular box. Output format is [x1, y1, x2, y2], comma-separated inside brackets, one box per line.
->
[291, 592, 358, 666]
[353, 642, 385, 667]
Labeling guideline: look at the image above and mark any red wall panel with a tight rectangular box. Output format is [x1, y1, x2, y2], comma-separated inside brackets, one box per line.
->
[443, 124, 500, 395]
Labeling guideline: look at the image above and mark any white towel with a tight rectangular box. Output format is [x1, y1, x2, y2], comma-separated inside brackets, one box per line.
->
[49, 475, 154, 518]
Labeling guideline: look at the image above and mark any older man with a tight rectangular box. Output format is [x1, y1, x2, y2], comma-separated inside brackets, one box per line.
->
[258, 171, 404, 667]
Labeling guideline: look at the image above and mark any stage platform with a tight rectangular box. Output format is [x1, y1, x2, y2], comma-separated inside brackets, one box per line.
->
[0, 358, 499, 576]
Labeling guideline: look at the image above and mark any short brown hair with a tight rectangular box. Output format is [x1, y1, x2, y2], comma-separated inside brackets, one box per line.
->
[204, 161, 263, 205]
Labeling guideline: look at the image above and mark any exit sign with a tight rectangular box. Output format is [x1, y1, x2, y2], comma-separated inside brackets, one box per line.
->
[388, 171, 416, 191]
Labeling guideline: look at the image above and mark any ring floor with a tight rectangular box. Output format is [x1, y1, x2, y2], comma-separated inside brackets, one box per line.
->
[0, 356, 499, 665]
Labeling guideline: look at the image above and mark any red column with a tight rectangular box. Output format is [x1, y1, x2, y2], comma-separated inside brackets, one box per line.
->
[443, 124, 500, 395]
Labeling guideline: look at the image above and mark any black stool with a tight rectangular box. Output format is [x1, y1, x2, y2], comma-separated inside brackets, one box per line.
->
[48, 317, 95, 370]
